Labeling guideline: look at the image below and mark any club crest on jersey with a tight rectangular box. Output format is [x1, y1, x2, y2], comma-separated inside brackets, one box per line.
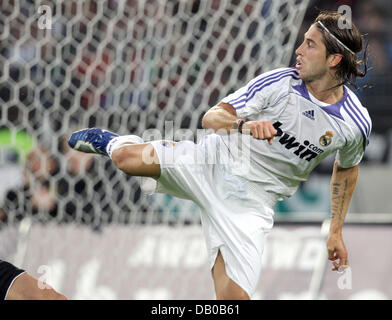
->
[319, 131, 334, 147]
[273, 121, 324, 162]
[302, 109, 315, 120]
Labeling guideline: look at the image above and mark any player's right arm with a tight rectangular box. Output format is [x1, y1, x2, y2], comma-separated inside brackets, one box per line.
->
[202, 68, 296, 143]
[201, 102, 277, 144]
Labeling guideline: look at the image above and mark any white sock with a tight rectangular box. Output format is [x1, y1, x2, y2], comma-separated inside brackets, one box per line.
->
[106, 135, 144, 159]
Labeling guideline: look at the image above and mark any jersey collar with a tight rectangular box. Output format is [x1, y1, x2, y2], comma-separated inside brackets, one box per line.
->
[293, 80, 347, 121]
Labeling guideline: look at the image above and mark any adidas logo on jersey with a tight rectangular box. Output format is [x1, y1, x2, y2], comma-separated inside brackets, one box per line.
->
[302, 109, 315, 120]
[273, 121, 324, 162]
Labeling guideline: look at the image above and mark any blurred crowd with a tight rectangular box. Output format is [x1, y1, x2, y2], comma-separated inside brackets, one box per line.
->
[2, 1, 390, 131]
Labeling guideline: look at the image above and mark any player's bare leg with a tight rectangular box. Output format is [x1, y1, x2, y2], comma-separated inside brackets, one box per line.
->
[212, 251, 250, 300]
[111, 143, 161, 178]
[68, 128, 161, 178]
[6, 272, 67, 300]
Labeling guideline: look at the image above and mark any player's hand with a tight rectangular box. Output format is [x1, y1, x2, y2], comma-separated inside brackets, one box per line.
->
[242, 121, 278, 145]
[326, 233, 349, 272]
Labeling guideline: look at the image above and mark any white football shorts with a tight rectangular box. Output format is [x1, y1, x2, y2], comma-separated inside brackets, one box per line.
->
[150, 134, 278, 298]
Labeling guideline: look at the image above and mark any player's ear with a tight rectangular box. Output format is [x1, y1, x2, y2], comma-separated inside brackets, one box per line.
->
[328, 53, 343, 68]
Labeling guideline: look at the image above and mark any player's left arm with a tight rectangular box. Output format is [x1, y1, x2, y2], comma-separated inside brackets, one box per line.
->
[327, 161, 359, 271]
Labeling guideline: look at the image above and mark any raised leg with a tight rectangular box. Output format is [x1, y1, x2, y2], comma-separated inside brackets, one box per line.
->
[68, 128, 161, 178]
[111, 143, 161, 178]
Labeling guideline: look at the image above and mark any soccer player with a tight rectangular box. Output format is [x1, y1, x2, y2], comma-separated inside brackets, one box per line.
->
[68, 11, 371, 300]
[0, 259, 67, 300]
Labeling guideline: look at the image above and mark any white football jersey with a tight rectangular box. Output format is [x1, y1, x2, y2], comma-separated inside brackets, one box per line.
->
[217, 67, 372, 200]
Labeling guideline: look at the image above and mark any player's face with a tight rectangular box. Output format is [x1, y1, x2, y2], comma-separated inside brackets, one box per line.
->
[295, 24, 329, 82]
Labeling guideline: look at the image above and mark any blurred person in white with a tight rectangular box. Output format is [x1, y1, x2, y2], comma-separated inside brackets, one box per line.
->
[0, 145, 58, 223]
[68, 11, 371, 300]
[0, 129, 33, 222]
[0, 144, 66, 299]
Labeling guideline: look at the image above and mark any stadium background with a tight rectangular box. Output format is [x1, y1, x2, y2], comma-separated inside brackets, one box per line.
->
[0, 0, 391, 299]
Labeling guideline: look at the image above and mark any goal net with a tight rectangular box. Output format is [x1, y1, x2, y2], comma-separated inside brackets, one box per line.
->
[0, 0, 309, 299]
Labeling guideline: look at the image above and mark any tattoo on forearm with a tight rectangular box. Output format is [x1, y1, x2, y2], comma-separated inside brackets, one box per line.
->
[332, 183, 340, 196]
[331, 178, 349, 224]
[331, 183, 340, 219]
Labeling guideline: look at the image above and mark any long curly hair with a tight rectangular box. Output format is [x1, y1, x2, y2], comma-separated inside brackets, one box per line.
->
[314, 11, 369, 89]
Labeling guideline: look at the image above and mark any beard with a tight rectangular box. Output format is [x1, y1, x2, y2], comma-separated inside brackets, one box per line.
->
[299, 66, 328, 83]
